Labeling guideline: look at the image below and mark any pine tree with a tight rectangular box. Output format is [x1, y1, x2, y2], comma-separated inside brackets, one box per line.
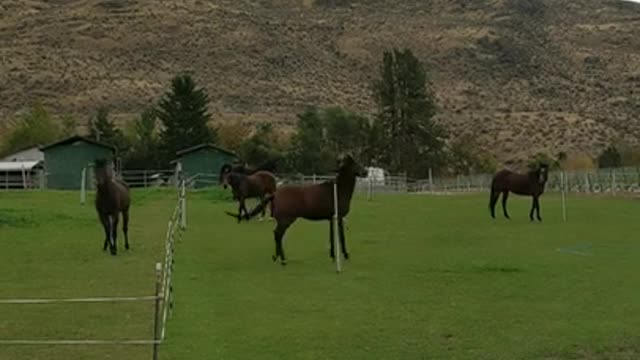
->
[156, 74, 215, 164]
[88, 107, 128, 155]
[373, 48, 446, 177]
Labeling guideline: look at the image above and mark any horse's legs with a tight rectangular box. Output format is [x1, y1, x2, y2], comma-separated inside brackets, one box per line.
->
[237, 199, 245, 223]
[111, 214, 119, 255]
[100, 214, 110, 251]
[489, 189, 500, 218]
[123, 210, 130, 250]
[338, 217, 349, 260]
[535, 196, 542, 222]
[501, 191, 510, 219]
[273, 219, 293, 266]
[258, 195, 266, 222]
[529, 196, 536, 221]
[328, 219, 335, 260]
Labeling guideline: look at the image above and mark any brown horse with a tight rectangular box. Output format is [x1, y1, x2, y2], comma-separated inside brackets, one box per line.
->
[218, 159, 279, 183]
[234, 154, 367, 265]
[221, 169, 277, 222]
[94, 158, 131, 255]
[489, 163, 549, 221]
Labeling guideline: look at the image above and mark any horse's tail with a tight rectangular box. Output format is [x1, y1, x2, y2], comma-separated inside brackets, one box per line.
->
[224, 194, 275, 221]
[245, 194, 274, 220]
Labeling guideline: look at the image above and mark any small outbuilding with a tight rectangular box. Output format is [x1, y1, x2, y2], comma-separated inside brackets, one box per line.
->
[0, 160, 45, 189]
[40, 135, 116, 190]
[175, 143, 236, 188]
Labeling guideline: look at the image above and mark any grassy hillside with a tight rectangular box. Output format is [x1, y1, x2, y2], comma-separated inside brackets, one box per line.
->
[0, 0, 639, 165]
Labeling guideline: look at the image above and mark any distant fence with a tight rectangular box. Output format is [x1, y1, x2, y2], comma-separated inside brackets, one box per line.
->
[6, 166, 640, 196]
[0, 169, 45, 190]
[181, 167, 640, 196]
[0, 181, 187, 360]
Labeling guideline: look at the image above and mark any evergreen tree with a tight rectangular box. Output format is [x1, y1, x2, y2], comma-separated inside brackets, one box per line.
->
[598, 145, 622, 169]
[373, 48, 446, 177]
[88, 107, 128, 155]
[123, 108, 161, 169]
[156, 74, 215, 164]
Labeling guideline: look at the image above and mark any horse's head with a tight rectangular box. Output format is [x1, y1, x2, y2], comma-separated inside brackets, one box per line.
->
[219, 164, 232, 189]
[337, 154, 367, 177]
[94, 158, 114, 186]
[537, 163, 549, 184]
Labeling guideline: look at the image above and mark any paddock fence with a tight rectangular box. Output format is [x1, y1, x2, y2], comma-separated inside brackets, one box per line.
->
[178, 167, 640, 197]
[0, 180, 187, 359]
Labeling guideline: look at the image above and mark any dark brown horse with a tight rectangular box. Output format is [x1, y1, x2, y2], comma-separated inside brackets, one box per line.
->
[221, 169, 277, 222]
[218, 159, 279, 183]
[489, 163, 549, 221]
[94, 158, 131, 255]
[233, 154, 367, 265]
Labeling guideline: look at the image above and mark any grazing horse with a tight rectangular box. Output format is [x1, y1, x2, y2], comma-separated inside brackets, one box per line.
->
[232, 154, 367, 265]
[94, 158, 131, 255]
[489, 163, 549, 221]
[221, 169, 277, 222]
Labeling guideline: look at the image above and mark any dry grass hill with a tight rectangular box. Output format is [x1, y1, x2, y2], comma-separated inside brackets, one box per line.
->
[1, 0, 639, 165]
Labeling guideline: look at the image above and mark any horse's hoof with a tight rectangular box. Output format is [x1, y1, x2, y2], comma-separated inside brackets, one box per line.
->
[343, 253, 350, 260]
[281, 260, 287, 266]
[272, 255, 277, 262]
[110, 248, 117, 256]
[125, 244, 130, 250]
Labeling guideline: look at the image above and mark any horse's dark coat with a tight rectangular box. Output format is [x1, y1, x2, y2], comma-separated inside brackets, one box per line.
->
[94, 159, 131, 255]
[489, 163, 549, 221]
[236, 154, 366, 265]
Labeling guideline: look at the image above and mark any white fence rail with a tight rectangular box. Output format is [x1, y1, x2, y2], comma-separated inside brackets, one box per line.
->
[0, 181, 188, 360]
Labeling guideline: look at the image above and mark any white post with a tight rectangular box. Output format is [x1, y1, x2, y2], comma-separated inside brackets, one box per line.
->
[333, 182, 341, 273]
[367, 177, 372, 201]
[80, 167, 87, 205]
[180, 180, 187, 230]
[584, 172, 590, 193]
[21, 164, 27, 189]
[561, 171, 567, 222]
[428, 168, 433, 194]
[611, 169, 616, 195]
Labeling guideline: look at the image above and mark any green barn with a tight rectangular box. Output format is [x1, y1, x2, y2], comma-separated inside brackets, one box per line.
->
[175, 143, 236, 188]
[40, 135, 116, 190]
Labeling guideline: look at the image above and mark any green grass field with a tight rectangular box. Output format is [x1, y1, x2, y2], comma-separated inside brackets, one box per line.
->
[1, 189, 639, 359]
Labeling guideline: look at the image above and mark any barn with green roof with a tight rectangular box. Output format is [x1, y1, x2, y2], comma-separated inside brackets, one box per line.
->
[40, 135, 116, 190]
[175, 143, 236, 188]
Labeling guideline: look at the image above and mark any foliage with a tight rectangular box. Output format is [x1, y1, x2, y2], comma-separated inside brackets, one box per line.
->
[372, 48, 446, 177]
[238, 123, 285, 168]
[288, 107, 374, 174]
[122, 108, 162, 169]
[288, 107, 335, 174]
[216, 121, 253, 153]
[597, 145, 622, 169]
[87, 107, 128, 155]
[558, 153, 596, 170]
[0, 104, 62, 156]
[527, 152, 562, 171]
[59, 114, 78, 137]
[447, 135, 497, 175]
[157, 74, 216, 166]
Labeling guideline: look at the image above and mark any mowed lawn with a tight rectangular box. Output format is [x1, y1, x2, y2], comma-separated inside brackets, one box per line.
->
[1, 189, 639, 359]
[163, 191, 640, 360]
[0, 189, 178, 360]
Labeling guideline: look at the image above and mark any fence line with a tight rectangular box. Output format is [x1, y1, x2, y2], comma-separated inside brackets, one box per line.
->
[0, 180, 188, 359]
[0, 295, 160, 305]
